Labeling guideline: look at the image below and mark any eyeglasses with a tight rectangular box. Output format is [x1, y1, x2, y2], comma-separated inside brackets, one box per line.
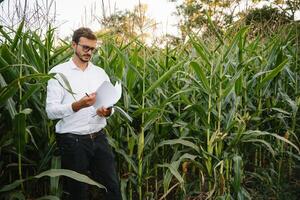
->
[77, 43, 98, 54]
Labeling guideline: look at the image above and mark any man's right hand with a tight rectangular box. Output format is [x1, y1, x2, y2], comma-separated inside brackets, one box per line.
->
[72, 93, 96, 112]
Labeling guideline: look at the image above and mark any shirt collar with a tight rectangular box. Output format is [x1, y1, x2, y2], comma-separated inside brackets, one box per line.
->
[69, 58, 92, 71]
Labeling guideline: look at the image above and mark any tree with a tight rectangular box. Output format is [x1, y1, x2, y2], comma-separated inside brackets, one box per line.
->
[172, 0, 300, 38]
[244, 6, 292, 37]
[98, 3, 157, 44]
[274, 0, 300, 19]
[173, 0, 243, 37]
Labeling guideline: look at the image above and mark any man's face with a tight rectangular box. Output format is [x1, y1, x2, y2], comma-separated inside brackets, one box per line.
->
[73, 37, 97, 63]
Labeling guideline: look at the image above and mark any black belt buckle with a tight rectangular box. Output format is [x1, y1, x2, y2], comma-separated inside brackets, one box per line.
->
[89, 132, 98, 140]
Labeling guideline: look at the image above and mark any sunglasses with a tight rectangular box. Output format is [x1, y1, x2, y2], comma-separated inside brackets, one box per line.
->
[77, 43, 98, 54]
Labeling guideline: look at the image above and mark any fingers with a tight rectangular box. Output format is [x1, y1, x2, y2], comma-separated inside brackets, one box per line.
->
[103, 106, 112, 112]
[85, 93, 96, 99]
[86, 93, 96, 104]
[72, 93, 97, 112]
[86, 92, 96, 98]
[80, 93, 96, 107]
[96, 106, 112, 117]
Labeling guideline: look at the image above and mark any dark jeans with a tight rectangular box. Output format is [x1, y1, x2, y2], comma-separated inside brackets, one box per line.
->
[56, 131, 122, 200]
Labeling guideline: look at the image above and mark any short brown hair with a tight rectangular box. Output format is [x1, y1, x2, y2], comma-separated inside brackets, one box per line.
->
[72, 27, 97, 43]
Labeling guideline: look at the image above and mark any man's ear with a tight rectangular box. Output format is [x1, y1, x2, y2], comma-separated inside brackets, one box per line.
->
[71, 41, 77, 49]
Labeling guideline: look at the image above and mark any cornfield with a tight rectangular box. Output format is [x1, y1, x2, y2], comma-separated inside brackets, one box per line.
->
[0, 20, 300, 200]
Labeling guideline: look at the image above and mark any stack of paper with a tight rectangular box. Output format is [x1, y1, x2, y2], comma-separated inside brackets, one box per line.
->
[93, 81, 122, 109]
[93, 81, 132, 122]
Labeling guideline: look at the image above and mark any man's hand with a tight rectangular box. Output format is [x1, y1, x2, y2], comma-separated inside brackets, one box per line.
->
[72, 93, 96, 112]
[96, 106, 112, 117]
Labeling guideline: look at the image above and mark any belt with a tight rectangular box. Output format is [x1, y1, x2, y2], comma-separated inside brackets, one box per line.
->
[57, 131, 102, 140]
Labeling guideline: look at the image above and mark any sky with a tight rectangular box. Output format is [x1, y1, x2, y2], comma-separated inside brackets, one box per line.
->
[0, 0, 182, 39]
[1, 0, 299, 40]
[53, 0, 182, 39]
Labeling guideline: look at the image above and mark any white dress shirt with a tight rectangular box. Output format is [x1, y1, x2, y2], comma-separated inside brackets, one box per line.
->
[46, 59, 111, 135]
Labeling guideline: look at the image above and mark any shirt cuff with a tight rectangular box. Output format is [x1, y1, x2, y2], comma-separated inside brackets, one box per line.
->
[66, 103, 75, 115]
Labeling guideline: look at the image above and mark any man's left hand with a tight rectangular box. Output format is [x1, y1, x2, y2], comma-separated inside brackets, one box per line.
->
[96, 107, 112, 117]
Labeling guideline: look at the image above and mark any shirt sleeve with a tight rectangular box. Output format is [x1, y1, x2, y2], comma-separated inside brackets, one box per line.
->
[45, 74, 74, 120]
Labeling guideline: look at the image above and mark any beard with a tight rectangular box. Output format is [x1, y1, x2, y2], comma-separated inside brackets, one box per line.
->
[75, 51, 91, 63]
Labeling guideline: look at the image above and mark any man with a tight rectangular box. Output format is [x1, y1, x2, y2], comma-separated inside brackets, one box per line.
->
[46, 27, 122, 200]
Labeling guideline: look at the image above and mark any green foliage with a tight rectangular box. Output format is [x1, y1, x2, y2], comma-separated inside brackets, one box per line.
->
[245, 6, 292, 24]
[1, 20, 300, 200]
[98, 3, 156, 44]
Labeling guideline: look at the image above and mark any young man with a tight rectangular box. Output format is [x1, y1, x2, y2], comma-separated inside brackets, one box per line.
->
[46, 27, 122, 200]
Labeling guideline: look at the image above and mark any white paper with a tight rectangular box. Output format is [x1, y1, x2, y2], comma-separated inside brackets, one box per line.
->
[93, 81, 122, 109]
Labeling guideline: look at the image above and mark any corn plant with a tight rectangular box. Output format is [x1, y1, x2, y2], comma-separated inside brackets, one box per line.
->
[1, 20, 299, 200]
[96, 23, 299, 199]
